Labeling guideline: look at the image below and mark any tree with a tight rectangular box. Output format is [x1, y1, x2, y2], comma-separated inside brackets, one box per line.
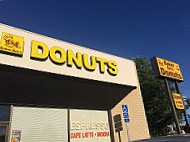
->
[133, 57, 183, 137]
[184, 98, 190, 109]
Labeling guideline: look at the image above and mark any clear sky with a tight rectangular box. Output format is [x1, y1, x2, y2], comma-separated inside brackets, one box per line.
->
[0, 1, 189, 103]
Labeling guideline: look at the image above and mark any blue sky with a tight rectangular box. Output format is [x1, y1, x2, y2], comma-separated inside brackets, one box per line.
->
[0, 1, 189, 103]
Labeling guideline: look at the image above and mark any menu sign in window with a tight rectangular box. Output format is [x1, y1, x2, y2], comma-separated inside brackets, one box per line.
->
[70, 109, 111, 142]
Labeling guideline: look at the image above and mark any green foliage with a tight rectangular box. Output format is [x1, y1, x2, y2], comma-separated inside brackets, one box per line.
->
[185, 98, 190, 109]
[133, 57, 183, 137]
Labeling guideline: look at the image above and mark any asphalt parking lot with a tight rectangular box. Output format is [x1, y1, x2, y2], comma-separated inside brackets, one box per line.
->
[135, 134, 190, 142]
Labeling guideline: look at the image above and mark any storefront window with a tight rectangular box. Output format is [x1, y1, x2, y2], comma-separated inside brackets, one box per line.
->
[0, 106, 11, 121]
[0, 105, 11, 142]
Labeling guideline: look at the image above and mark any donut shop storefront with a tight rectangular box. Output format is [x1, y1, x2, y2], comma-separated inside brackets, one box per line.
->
[0, 23, 150, 142]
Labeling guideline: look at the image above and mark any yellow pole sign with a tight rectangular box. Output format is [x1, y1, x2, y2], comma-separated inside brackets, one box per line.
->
[151, 57, 184, 82]
[172, 93, 184, 109]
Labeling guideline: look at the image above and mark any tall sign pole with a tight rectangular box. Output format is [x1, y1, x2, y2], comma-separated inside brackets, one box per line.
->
[174, 81, 190, 132]
[164, 78, 181, 134]
[151, 57, 186, 134]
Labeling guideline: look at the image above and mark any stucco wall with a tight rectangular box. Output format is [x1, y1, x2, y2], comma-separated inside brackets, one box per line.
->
[111, 66, 150, 141]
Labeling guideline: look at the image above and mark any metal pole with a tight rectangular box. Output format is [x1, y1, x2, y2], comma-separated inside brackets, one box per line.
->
[126, 123, 130, 142]
[108, 110, 115, 142]
[118, 131, 121, 142]
[164, 78, 181, 134]
[174, 81, 190, 132]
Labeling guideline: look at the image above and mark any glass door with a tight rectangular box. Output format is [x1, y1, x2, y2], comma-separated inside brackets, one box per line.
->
[0, 123, 9, 142]
[0, 105, 11, 142]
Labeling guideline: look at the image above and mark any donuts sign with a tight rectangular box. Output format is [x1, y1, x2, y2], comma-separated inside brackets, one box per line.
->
[151, 57, 184, 82]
